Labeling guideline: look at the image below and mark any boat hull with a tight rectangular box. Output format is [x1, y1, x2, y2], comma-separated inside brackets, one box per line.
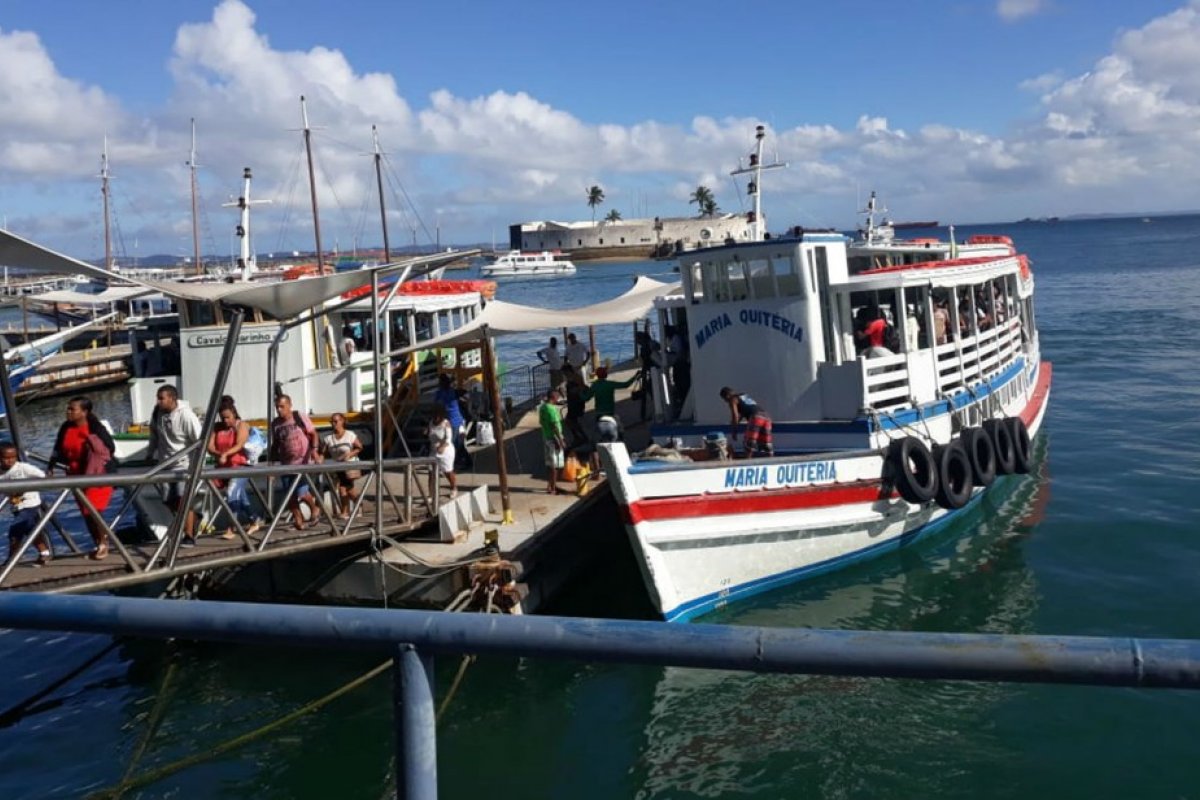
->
[603, 362, 1051, 622]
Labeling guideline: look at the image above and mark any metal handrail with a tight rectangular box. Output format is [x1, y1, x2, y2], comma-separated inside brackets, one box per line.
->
[0, 594, 1199, 799]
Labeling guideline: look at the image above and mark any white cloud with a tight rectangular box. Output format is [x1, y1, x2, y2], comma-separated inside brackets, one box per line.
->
[997, 0, 1048, 22]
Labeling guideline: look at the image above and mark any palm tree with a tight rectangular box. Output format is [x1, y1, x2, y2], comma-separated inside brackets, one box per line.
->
[586, 185, 605, 222]
[689, 185, 715, 217]
[700, 198, 719, 217]
[604, 209, 622, 223]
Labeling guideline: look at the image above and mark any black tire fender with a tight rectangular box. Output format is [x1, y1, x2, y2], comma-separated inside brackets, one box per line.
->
[1006, 416, 1032, 474]
[960, 427, 996, 488]
[983, 418, 1015, 475]
[933, 441, 974, 509]
[887, 437, 938, 505]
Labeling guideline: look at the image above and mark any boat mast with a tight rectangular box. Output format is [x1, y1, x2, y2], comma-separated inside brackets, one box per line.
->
[222, 167, 270, 281]
[300, 95, 327, 276]
[859, 191, 890, 244]
[373, 125, 391, 262]
[100, 137, 114, 271]
[730, 125, 786, 241]
[188, 118, 202, 275]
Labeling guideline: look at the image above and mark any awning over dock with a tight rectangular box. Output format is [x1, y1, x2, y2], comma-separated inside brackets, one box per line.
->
[35, 286, 155, 306]
[398, 274, 677, 352]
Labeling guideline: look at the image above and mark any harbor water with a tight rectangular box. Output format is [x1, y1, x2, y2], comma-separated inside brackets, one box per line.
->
[2, 217, 1200, 797]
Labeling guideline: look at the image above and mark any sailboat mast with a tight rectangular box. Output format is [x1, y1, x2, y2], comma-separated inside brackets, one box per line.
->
[101, 137, 113, 270]
[730, 125, 786, 242]
[189, 119, 202, 275]
[300, 96, 327, 276]
[373, 125, 391, 262]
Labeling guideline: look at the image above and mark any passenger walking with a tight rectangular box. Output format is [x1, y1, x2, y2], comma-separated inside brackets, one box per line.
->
[207, 397, 257, 539]
[49, 396, 117, 559]
[322, 413, 363, 519]
[537, 336, 565, 392]
[434, 373, 472, 470]
[147, 385, 203, 546]
[426, 403, 457, 500]
[271, 394, 322, 530]
[0, 443, 50, 565]
[719, 387, 773, 458]
[538, 389, 566, 495]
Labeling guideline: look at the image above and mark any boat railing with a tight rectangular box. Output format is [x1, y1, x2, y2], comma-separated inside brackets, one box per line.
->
[0, 454, 444, 591]
[935, 318, 1022, 395]
[0, 593, 1198, 799]
[862, 351, 911, 410]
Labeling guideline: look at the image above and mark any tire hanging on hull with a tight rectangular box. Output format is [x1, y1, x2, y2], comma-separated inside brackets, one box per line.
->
[1006, 416, 1032, 474]
[960, 427, 997, 488]
[933, 441, 974, 509]
[887, 437, 938, 505]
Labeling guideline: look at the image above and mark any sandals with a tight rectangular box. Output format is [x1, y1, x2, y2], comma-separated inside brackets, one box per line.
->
[89, 542, 109, 561]
[219, 529, 237, 540]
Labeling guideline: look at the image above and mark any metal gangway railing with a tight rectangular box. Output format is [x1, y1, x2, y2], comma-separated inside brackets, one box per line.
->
[0, 449, 445, 593]
[0, 593, 1197, 799]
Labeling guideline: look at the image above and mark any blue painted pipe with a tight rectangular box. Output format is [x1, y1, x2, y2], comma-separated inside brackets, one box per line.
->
[0, 594, 1198, 689]
[395, 645, 437, 800]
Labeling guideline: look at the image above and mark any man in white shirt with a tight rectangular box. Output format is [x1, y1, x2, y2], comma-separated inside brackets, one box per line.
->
[147, 385, 204, 545]
[564, 332, 591, 381]
[538, 336, 565, 391]
[0, 442, 50, 564]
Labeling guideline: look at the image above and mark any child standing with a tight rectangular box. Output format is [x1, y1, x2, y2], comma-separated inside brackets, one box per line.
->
[0, 443, 50, 565]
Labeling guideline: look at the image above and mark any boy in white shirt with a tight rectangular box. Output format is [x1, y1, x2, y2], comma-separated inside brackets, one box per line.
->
[0, 443, 50, 565]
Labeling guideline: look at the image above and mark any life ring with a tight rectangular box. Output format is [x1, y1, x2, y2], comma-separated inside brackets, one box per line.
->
[983, 418, 1015, 475]
[887, 437, 937, 505]
[933, 441, 973, 509]
[959, 427, 996, 488]
[1006, 417, 1032, 474]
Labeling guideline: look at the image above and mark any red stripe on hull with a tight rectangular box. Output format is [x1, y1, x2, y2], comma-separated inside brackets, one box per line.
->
[1020, 361, 1052, 428]
[624, 481, 889, 524]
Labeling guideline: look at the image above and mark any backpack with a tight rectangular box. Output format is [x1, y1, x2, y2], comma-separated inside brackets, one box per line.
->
[273, 411, 314, 463]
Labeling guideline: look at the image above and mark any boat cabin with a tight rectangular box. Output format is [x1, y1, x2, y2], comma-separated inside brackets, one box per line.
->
[128, 282, 486, 424]
[656, 232, 1039, 449]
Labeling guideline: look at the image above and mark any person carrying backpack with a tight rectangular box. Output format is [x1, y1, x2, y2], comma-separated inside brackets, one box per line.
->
[270, 394, 322, 530]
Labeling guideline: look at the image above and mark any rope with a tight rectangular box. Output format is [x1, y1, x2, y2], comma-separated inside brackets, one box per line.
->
[111, 659, 179, 800]
[84, 659, 393, 800]
[436, 655, 476, 724]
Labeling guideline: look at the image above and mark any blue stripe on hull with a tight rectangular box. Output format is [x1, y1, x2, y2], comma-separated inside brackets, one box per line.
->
[662, 481, 997, 623]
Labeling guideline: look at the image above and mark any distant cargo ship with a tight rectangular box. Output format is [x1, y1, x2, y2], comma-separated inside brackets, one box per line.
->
[891, 220, 938, 229]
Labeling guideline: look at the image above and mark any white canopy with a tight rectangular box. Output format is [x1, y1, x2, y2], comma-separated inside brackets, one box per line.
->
[398, 274, 676, 352]
[36, 286, 155, 306]
[0, 230, 475, 320]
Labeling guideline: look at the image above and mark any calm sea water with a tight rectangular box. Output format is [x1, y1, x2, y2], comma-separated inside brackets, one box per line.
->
[2, 217, 1200, 798]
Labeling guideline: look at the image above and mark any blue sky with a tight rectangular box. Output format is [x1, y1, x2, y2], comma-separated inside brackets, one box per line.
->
[0, 0, 1197, 260]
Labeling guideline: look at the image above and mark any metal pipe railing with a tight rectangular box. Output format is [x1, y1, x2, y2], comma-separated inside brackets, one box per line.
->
[0, 594, 1199, 799]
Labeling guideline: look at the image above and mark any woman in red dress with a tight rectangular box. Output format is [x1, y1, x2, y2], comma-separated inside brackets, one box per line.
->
[49, 396, 116, 559]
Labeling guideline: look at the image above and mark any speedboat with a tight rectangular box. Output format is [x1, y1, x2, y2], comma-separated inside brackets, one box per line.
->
[481, 250, 576, 278]
[599, 129, 1051, 622]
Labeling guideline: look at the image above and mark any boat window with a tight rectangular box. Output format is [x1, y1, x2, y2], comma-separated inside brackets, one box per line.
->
[811, 247, 837, 363]
[183, 300, 217, 327]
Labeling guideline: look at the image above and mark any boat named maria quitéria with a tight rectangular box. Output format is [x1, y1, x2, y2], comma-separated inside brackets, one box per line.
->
[599, 127, 1051, 622]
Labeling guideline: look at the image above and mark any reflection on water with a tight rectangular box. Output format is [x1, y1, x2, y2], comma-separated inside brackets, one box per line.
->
[632, 441, 1052, 799]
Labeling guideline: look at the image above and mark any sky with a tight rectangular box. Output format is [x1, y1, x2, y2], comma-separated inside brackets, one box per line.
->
[1, 0, 1198, 261]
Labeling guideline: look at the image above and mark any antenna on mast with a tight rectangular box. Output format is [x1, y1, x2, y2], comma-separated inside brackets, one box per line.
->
[222, 167, 272, 281]
[730, 125, 787, 241]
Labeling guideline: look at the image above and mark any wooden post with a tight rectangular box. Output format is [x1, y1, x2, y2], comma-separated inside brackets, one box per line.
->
[20, 297, 29, 345]
[588, 324, 598, 372]
[479, 326, 513, 524]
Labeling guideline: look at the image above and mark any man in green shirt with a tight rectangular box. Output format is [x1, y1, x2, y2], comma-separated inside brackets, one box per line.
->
[538, 389, 566, 494]
[584, 366, 637, 418]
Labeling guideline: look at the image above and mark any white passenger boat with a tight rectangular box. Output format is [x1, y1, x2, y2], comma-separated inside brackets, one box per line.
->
[481, 250, 576, 277]
[599, 129, 1052, 622]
